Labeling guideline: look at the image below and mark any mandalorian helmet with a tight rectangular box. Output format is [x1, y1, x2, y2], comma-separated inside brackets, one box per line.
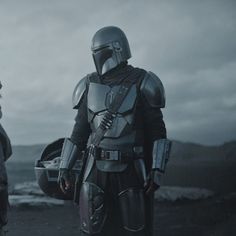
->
[91, 26, 131, 75]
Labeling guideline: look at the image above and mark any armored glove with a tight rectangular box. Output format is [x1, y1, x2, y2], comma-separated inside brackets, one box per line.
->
[57, 138, 80, 194]
[58, 168, 73, 194]
[144, 169, 162, 195]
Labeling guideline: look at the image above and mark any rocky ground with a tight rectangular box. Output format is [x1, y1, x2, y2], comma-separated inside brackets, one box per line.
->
[5, 141, 236, 236]
[6, 192, 236, 236]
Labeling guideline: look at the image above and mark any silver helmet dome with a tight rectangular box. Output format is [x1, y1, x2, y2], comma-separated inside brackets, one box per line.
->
[91, 26, 131, 75]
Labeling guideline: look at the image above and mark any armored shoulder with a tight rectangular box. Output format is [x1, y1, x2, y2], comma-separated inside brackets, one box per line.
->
[140, 71, 165, 108]
[72, 76, 88, 109]
[72, 73, 99, 109]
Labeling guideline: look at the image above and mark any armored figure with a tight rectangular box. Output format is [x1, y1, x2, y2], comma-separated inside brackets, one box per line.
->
[58, 26, 171, 236]
[0, 82, 12, 236]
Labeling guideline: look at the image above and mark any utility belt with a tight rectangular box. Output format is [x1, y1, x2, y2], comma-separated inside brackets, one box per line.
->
[90, 146, 144, 162]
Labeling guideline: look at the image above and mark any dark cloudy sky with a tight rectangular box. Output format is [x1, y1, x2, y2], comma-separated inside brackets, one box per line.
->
[0, 0, 235, 145]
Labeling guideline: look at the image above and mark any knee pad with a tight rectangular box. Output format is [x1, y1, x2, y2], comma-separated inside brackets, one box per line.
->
[119, 188, 145, 232]
[79, 182, 106, 234]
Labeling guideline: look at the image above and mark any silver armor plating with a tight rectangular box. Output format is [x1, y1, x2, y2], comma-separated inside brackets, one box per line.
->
[152, 139, 171, 172]
[72, 76, 88, 109]
[79, 182, 106, 234]
[140, 71, 165, 108]
[87, 83, 137, 139]
[59, 138, 81, 170]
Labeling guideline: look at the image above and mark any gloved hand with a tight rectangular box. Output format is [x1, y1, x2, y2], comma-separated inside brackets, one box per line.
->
[58, 168, 73, 194]
[144, 169, 162, 196]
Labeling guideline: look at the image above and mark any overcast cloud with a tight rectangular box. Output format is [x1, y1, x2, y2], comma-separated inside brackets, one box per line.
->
[0, 0, 235, 145]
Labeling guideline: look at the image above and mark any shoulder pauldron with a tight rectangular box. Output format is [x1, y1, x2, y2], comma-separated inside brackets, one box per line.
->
[72, 73, 99, 109]
[140, 71, 165, 108]
[72, 76, 87, 109]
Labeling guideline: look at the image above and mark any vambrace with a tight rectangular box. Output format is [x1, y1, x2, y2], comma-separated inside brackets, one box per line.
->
[150, 139, 171, 186]
[59, 138, 81, 170]
[152, 139, 172, 173]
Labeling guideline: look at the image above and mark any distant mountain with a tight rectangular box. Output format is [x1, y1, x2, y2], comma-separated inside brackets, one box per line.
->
[8, 140, 236, 163]
[7, 140, 236, 193]
[170, 140, 236, 163]
[9, 144, 46, 163]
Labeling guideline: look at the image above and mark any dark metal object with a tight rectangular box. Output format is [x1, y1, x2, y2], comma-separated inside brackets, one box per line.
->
[90, 79, 134, 148]
[152, 139, 172, 172]
[59, 138, 81, 170]
[79, 182, 106, 234]
[72, 76, 88, 109]
[140, 71, 166, 108]
[87, 83, 137, 138]
[91, 26, 131, 75]
[99, 148, 143, 161]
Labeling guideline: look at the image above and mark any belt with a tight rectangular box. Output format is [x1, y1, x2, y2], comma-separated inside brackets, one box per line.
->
[97, 147, 144, 162]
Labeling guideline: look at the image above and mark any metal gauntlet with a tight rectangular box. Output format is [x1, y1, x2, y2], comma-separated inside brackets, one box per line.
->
[152, 139, 172, 173]
[59, 138, 81, 170]
[149, 139, 171, 186]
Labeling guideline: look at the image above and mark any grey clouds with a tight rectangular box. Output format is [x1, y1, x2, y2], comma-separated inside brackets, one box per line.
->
[0, 0, 235, 145]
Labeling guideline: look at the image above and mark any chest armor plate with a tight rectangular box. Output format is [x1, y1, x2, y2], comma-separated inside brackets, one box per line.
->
[87, 82, 137, 138]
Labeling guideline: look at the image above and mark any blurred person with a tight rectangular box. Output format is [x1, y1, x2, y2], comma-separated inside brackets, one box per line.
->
[0, 82, 12, 236]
